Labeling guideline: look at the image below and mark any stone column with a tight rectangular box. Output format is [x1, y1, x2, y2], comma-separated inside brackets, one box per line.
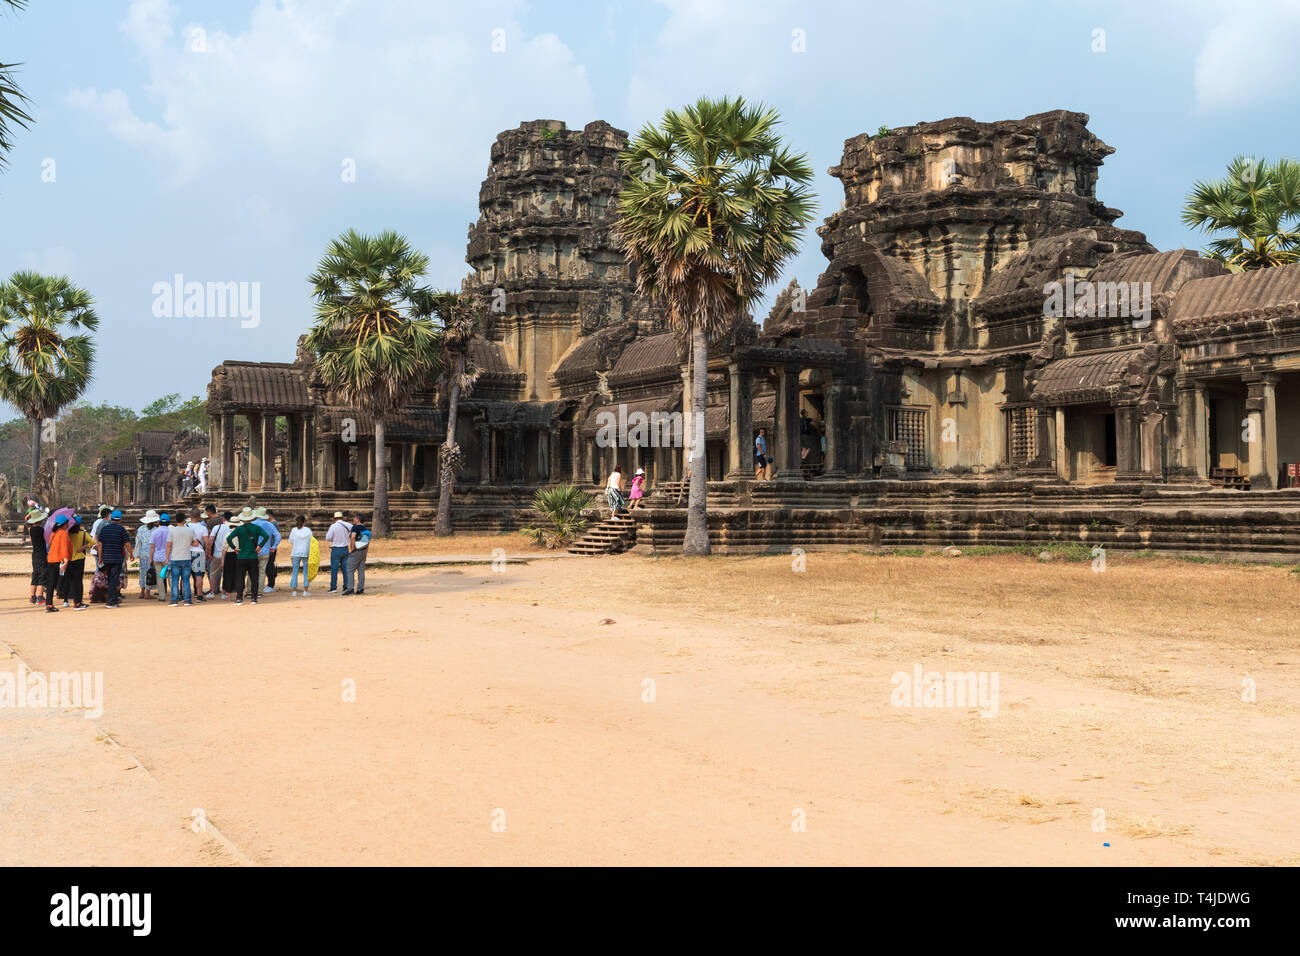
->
[822, 379, 846, 478]
[512, 425, 524, 483]
[220, 412, 235, 492]
[680, 367, 693, 476]
[246, 411, 264, 492]
[775, 365, 803, 479]
[302, 415, 315, 488]
[1115, 405, 1142, 480]
[400, 444, 415, 492]
[570, 425, 583, 484]
[1054, 407, 1067, 481]
[725, 361, 754, 480]
[1246, 374, 1280, 490]
[98, 473, 105, 502]
[262, 413, 279, 492]
[479, 424, 491, 485]
[548, 427, 561, 483]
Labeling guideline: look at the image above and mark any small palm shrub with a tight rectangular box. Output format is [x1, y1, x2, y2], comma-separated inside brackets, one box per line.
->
[518, 484, 594, 549]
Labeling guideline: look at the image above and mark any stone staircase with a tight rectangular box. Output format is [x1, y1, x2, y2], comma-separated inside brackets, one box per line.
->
[568, 513, 638, 556]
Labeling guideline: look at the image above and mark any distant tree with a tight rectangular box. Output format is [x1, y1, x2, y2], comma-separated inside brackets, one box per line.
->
[432, 291, 482, 537]
[0, 0, 33, 170]
[617, 96, 815, 555]
[0, 271, 99, 488]
[141, 393, 183, 417]
[1182, 156, 1300, 271]
[305, 230, 440, 536]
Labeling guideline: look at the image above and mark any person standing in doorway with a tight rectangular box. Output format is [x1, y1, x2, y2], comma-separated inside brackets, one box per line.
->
[325, 511, 352, 594]
[97, 510, 133, 609]
[754, 428, 769, 481]
[288, 515, 314, 597]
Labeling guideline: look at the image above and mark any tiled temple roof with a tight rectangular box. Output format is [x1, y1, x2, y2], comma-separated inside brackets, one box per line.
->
[99, 448, 136, 474]
[552, 334, 606, 384]
[579, 393, 677, 435]
[469, 339, 521, 377]
[135, 430, 177, 457]
[1168, 263, 1300, 330]
[316, 407, 446, 442]
[1030, 347, 1142, 406]
[210, 361, 310, 410]
[608, 332, 680, 386]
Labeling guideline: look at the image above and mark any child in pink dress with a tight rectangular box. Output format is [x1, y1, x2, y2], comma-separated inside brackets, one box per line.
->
[629, 469, 646, 509]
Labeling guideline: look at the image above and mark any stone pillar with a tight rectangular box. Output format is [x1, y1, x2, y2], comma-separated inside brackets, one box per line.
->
[262, 413, 279, 492]
[1140, 410, 1165, 480]
[400, 443, 415, 492]
[479, 424, 491, 485]
[570, 425, 583, 484]
[220, 413, 235, 492]
[1054, 407, 1067, 481]
[1115, 405, 1142, 480]
[98, 473, 105, 502]
[725, 361, 754, 480]
[246, 411, 264, 492]
[511, 425, 524, 483]
[302, 415, 315, 488]
[548, 427, 561, 483]
[775, 365, 803, 479]
[1246, 374, 1280, 490]
[822, 379, 845, 478]
[680, 367, 694, 475]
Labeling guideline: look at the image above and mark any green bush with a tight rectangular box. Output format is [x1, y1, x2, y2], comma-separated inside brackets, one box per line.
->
[518, 484, 594, 549]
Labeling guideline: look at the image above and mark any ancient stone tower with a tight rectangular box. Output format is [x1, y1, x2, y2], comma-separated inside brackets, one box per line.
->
[463, 119, 660, 401]
[821, 110, 1138, 350]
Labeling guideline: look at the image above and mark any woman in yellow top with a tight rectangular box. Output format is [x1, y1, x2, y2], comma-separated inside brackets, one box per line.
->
[61, 516, 93, 610]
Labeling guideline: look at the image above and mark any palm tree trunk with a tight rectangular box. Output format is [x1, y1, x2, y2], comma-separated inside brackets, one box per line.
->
[682, 324, 711, 555]
[435, 360, 462, 537]
[29, 417, 40, 496]
[373, 416, 389, 537]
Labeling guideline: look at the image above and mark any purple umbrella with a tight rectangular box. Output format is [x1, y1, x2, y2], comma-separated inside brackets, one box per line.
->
[44, 507, 76, 547]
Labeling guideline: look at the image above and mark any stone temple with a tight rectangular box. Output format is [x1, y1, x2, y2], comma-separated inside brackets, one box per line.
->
[103, 110, 1300, 554]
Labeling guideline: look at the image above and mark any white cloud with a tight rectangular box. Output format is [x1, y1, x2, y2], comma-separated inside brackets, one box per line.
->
[1194, 0, 1300, 110]
[68, 0, 598, 193]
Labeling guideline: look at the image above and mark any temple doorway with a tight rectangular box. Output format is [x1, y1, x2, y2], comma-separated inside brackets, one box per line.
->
[1063, 406, 1117, 482]
[1206, 383, 1248, 486]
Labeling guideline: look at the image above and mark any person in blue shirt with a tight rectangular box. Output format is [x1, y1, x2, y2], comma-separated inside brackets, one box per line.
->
[252, 507, 281, 595]
[754, 428, 770, 481]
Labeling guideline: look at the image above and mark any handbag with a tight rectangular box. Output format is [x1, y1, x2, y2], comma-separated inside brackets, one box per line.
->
[146, 565, 157, 586]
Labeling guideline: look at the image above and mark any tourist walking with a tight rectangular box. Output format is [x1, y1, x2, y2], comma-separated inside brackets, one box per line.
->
[225, 511, 269, 606]
[288, 515, 314, 596]
[344, 513, 370, 595]
[181, 462, 194, 497]
[97, 510, 133, 609]
[60, 516, 92, 610]
[325, 511, 352, 594]
[135, 511, 159, 598]
[27, 507, 49, 605]
[44, 513, 71, 612]
[151, 514, 172, 603]
[197, 457, 208, 494]
[755, 428, 769, 480]
[605, 464, 625, 516]
[629, 468, 646, 509]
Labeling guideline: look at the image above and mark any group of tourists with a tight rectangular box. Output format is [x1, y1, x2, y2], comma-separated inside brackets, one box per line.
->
[23, 502, 371, 611]
[180, 458, 208, 497]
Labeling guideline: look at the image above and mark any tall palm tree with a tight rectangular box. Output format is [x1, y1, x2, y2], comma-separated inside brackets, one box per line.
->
[616, 96, 815, 555]
[0, 271, 99, 489]
[432, 291, 482, 537]
[305, 229, 440, 537]
[1, 0, 33, 170]
[1182, 156, 1300, 271]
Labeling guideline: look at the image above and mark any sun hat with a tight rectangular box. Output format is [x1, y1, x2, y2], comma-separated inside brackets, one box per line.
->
[110, 509, 123, 519]
[253, 507, 269, 519]
[27, 509, 49, 524]
[237, 507, 256, 522]
[228, 516, 243, 527]
[53, 513, 69, 526]
[635, 468, 644, 475]
[333, 511, 344, 518]
[141, 509, 161, 523]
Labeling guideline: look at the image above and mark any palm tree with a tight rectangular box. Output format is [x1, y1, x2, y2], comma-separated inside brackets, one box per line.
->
[616, 96, 815, 555]
[0, 271, 99, 489]
[1, 0, 33, 170]
[305, 229, 440, 537]
[518, 484, 593, 549]
[1182, 156, 1300, 271]
[432, 291, 482, 537]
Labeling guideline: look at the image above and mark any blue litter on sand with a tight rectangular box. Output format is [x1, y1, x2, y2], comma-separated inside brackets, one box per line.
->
[1103, 842, 1110, 847]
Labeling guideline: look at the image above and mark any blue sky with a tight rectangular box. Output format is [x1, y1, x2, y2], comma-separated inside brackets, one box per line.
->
[2, 0, 1297, 412]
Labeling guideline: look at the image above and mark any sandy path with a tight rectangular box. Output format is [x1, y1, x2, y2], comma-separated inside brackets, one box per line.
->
[1, 551, 1297, 865]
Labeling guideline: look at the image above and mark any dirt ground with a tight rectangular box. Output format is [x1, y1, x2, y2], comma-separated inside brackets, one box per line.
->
[2, 543, 1297, 866]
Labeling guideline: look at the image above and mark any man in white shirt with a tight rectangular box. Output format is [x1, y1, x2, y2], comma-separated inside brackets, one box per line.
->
[165, 518, 199, 606]
[288, 515, 314, 596]
[324, 511, 352, 594]
[185, 509, 209, 602]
